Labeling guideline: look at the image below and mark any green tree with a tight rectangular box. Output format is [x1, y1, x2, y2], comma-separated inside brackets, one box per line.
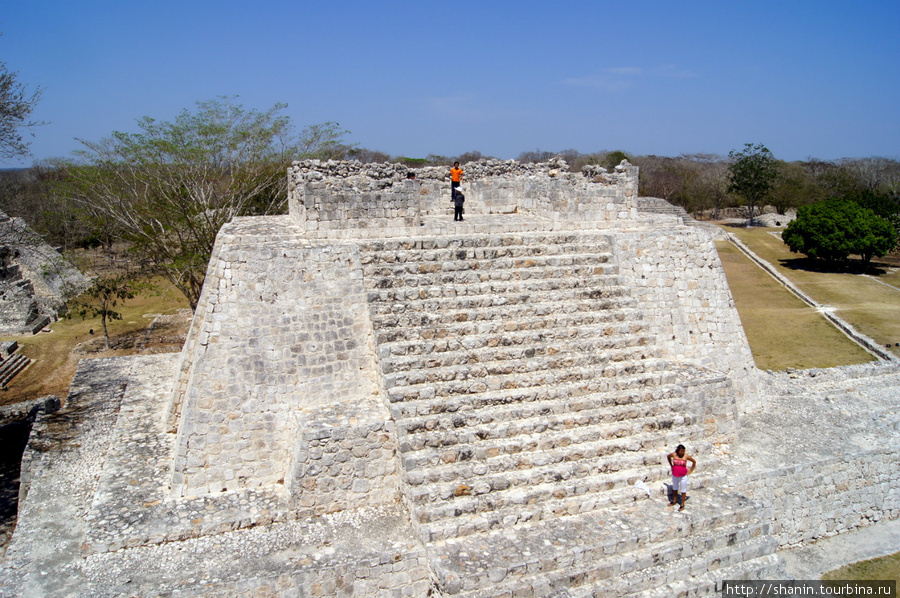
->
[602, 150, 631, 171]
[60, 97, 350, 309]
[0, 38, 45, 159]
[782, 198, 897, 265]
[728, 143, 777, 224]
[70, 273, 137, 350]
[769, 161, 822, 215]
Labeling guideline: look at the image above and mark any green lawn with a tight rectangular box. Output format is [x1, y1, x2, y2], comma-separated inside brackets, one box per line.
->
[726, 226, 900, 359]
[0, 276, 190, 406]
[715, 239, 875, 370]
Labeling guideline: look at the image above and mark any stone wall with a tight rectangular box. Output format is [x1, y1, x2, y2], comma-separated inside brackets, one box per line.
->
[740, 450, 900, 547]
[615, 227, 762, 410]
[287, 158, 639, 238]
[166, 217, 402, 511]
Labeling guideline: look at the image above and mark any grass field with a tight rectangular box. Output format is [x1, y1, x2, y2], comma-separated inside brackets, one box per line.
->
[0, 276, 190, 407]
[715, 239, 875, 370]
[725, 225, 900, 360]
[822, 552, 900, 591]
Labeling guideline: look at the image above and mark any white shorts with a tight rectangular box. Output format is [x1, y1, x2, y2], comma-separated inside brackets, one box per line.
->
[672, 475, 689, 493]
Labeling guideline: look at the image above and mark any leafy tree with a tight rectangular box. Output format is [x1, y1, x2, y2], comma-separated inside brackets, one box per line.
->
[0, 39, 45, 159]
[769, 161, 822, 215]
[728, 143, 777, 224]
[60, 97, 350, 309]
[782, 198, 897, 265]
[70, 273, 137, 350]
[602, 150, 631, 171]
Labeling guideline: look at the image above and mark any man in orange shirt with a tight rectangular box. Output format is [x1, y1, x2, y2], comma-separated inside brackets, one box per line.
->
[450, 161, 463, 202]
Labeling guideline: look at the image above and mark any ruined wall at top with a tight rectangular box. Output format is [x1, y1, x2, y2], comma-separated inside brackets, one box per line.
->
[288, 158, 639, 238]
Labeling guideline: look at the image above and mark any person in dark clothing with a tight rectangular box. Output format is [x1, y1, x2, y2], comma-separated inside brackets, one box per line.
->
[453, 189, 465, 221]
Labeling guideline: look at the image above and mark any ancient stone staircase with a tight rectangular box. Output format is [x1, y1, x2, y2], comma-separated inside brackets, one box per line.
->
[0, 341, 30, 389]
[359, 231, 780, 595]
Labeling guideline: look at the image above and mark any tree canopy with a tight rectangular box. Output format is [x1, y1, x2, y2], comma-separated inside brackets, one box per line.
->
[782, 198, 897, 265]
[61, 97, 350, 308]
[728, 143, 777, 224]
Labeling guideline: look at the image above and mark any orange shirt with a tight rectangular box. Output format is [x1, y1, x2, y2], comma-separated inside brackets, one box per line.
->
[451, 167, 463, 182]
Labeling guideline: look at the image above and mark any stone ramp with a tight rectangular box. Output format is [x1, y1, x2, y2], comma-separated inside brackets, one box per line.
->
[430, 486, 782, 596]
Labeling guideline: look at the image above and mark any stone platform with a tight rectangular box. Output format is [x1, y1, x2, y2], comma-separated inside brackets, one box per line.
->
[1, 211, 780, 597]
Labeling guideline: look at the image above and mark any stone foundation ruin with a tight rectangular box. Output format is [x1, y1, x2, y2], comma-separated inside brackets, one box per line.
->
[2, 160, 898, 597]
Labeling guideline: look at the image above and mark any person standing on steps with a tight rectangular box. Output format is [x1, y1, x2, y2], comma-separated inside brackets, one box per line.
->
[450, 161, 463, 202]
[667, 444, 696, 511]
[453, 189, 465, 221]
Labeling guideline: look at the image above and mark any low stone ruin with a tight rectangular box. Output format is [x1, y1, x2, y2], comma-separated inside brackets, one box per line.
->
[0, 211, 90, 335]
[1, 160, 897, 597]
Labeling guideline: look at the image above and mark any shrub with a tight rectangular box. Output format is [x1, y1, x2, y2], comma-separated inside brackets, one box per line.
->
[782, 198, 897, 264]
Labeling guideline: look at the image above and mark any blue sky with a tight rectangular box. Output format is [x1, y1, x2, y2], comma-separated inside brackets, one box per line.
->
[2, 0, 899, 167]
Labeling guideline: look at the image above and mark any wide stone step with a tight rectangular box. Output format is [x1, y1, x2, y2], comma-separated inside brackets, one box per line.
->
[368, 293, 638, 326]
[0, 352, 30, 388]
[407, 429, 709, 512]
[363, 262, 617, 291]
[623, 553, 784, 598]
[379, 317, 648, 361]
[383, 334, 653, 386]
[357, 234, 615, 258]
[396, 381, 685, 440]
[387, 357, 665, 403]
[372, 306, 643, 345]
[362, 252, 615, 281]
[420, 461, 724, 545]
[366, 276, 629, 305]
[389, 362, 679, 416]
[429, 486, 771, 595]
[420, 470, 664, 543]
[400, 395, 691, 465]
[461, 536, 781, 597]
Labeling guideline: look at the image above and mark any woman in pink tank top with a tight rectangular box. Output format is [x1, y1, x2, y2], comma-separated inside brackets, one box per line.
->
[667, 444, 696, 511]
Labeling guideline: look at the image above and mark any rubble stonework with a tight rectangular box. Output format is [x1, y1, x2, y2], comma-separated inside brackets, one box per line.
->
[288, 158, 639, 237]
[2, 160, 899, 597]
[0, 211, 90, 334]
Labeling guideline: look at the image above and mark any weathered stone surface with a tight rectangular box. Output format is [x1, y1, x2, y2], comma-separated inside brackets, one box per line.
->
[1, 161, 898, 597]
[0, 210, 90, 335]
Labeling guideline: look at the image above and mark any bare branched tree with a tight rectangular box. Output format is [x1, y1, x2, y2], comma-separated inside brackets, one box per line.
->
[0, 36, 46, 159]
[59, 97, 351, 308]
